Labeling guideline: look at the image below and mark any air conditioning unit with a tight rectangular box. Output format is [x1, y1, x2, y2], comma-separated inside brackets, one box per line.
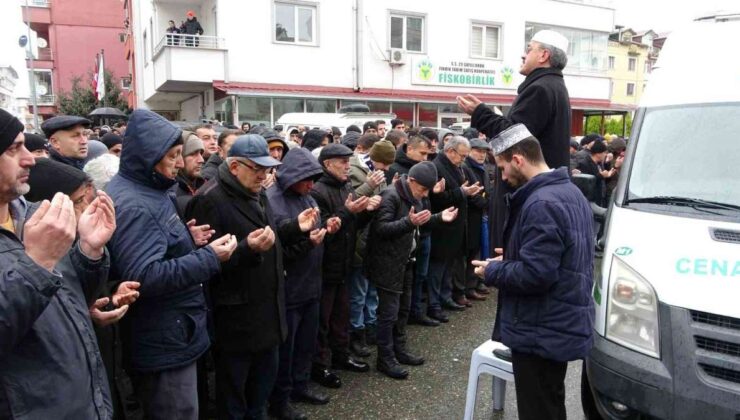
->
[388, 48, 406, 65]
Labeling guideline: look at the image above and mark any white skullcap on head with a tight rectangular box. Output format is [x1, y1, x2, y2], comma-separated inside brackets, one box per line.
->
[532, 30, 569, 53]
[491, 124, 534, 155]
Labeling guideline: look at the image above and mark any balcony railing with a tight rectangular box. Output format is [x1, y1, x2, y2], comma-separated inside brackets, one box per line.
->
[36, 94, 55, 105]
[37, 47, 53, 61]
[28, 0, 50, 7]
[153, 33, 225, 57]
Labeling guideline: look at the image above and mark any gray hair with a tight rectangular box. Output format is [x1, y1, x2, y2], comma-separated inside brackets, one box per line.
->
[83, 154, 120, 191]
[443, 135, 470, 152]
[538, 42, 568, 70]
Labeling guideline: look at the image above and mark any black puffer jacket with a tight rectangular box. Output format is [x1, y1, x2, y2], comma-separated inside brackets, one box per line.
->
[366, 177, 443, 293]
[310, 171, 372, 284]
[201, 153, 222, 182]
[462, 157, 493, 251]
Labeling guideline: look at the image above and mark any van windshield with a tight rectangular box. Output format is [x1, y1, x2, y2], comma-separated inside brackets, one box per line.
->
[628, 103, 740, 208]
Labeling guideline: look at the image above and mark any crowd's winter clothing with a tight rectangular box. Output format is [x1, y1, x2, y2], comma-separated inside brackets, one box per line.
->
[471, 67, 572, 170]
[462, 157, 493, 252]
[429, 152, 470, 260]
[180, 17, 204, 35]
[25, 157, 88, 202]
[266, 147, 324, 307]
[23, 132, 48, 153]
[349, 154, 386, 198]
[386, 144, 416, 182]
[266, 148, 325, 407]
[106, 109, 221, 374]
[0, 109, 24, 154]
[483, 167, 595, 362]
[40, 115, 91, 139]
[0, 197, 112, 419]
[201, 153, 222, 181]
[49, 147, 86, 170]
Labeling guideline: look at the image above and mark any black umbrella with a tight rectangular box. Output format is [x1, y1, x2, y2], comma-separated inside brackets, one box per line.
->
[89, 107, 127, 119]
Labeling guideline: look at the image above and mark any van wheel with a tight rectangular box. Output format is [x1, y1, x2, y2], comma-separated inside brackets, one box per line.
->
[581, 362, 604, 420]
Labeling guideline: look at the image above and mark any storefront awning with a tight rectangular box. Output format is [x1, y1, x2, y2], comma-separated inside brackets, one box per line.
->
[212, 81, 636, 112]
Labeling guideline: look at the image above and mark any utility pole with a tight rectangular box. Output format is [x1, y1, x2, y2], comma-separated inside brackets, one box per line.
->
[24, 0, 40, 130]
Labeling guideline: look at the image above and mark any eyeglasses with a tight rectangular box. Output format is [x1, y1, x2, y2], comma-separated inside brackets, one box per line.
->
[236, 159, 268, 174]
[452, 149, 469, 159]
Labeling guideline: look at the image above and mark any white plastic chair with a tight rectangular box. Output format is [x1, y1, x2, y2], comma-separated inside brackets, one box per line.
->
[463, 340, 514, 419]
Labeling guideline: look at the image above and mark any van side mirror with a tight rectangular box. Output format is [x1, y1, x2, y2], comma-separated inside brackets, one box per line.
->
[571, 173, 598, 203]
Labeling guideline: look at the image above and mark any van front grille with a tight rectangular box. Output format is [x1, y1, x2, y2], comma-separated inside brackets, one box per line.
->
[691, 310, 740, 331]
[696, 336, 740, 358]
[699, 363, 740, 385]
[710, 228, 740, 244]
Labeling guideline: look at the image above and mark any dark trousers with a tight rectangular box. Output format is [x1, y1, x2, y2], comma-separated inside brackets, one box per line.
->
[465, 246, 484, 292]
[428, 255, 465, 309]
[271, 300, 320, 405]
[375, 263, 413, 360]
[130, 361, 198, 420]
[215, 346, 279, 420]
[411, 236, 431, 317]
[511, 351, 568, 420]
[314, 281, 350, 368]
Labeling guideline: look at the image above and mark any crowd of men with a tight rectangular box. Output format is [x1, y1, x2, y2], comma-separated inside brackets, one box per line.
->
[1, 29, 604, 420]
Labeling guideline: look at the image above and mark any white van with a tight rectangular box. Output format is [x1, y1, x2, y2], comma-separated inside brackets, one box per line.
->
[276, 109, 396, 135]
[581, 13, 740, 419]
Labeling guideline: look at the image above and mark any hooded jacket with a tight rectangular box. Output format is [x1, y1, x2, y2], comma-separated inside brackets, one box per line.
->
[484, 168, 594, 362]
[106, 109, 221, 372]
[471, 67, 572, 170]
[266, 148, 324, 306]
[0, 198, 112, 419]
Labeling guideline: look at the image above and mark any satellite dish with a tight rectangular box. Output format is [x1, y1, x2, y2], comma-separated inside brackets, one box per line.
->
[19, 35, 28, 48]
[37, 38, 48, 48]
[37, 85, 48, 95]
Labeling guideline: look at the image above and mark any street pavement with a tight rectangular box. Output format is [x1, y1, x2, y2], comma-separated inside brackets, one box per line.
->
[300, 288, 586, 420]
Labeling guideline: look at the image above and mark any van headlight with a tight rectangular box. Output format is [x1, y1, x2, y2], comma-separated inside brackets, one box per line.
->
[605, 256, 660, 358]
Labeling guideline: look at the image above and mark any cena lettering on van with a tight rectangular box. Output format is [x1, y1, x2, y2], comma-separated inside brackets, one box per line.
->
[675, 258, 740, 277]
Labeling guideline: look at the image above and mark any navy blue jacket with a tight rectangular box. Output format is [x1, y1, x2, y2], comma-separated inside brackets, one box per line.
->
[484, 168, 594, 362]
[266, 148, 324, 306]
[106, 109, 221, 372]
[0, 198, 112, 419]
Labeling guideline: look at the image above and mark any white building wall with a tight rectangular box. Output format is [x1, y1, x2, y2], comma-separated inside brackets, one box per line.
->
[180, 94, 202, 120]
[132, 0, 615, 114]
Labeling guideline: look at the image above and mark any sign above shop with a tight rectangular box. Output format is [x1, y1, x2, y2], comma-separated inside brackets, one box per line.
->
[410, 57, 522, 90]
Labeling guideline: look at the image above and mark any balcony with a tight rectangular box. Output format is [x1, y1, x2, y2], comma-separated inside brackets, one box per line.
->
[35, 94, 55, 105]
[21, 0, 51, 23]
[28, 0, 50, 6]
[150, 33, 226, 92]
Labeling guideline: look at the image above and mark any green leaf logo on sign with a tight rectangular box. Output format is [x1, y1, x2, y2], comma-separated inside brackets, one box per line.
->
[417, 60, 433, 81]
[614, 247, 633, 256]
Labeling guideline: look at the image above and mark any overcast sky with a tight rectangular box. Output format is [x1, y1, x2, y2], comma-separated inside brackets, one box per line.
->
[609, 0, 737, 34]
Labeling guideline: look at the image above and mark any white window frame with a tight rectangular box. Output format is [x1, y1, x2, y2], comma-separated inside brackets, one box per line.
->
[470, 22, 502, 60]
[608, 56, 615, 70]
[121, 76, 132, 90]
[628, 57, 636, 72]
[626, 82, 635, 96]
[388, 11, 426, 53]
[273, 1, 319, 46]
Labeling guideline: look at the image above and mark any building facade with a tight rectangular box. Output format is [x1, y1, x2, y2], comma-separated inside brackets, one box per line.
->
[607, 27, 665, 107]
[22, 0, 128, 119]
[127, 0, 619, 134]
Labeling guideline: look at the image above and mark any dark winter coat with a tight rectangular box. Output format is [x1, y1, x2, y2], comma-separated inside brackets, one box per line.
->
[175, 173, 205, 216]
[186, 163, 303, 352]
[366, 177, 444, 293]
[310, 170, 371, 284]
[266, 148, 324, 307]
[201, 153, 222, 181]
[106, 110, 221, 372]
[429, 152, 470, 259]
[181, 18, 204, 35]
[471, 67, 572, 170]
[0, 198, 112, 420]
[387, 145, 435, 238]
[49, 147, 86, 170]
[484, 168, 594, 362]
[575, 154, 606, 207]
[463, 156, 493, 251]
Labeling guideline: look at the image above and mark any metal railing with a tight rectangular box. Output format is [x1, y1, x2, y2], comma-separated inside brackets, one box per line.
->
[37, 48, 53, 61]
[153, 33, 225, 57]
[29, 0, 50, 7]
[36, 94, 55, 105]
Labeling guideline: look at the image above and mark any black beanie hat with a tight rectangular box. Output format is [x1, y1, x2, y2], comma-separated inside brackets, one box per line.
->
[408, 161, 438, 190]
[0, 109, 25, 155]
[101, 132, 123, 149]
[24, 133, 49, 152]
[26, 158, 89, 203]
